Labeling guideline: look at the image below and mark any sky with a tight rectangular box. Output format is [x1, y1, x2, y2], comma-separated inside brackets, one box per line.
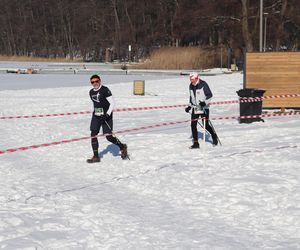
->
[0, 64, 299, 249]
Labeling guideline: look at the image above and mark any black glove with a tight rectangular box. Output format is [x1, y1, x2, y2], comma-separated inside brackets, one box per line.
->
[100, 113, 110, 121]
[199, 101, 206, 107]
[185, 106, 191, 113]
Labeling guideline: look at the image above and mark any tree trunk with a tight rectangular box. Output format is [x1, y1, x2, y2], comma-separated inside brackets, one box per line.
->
[240, 0, 254, 52]
[58, 1, 75, 59]
[275, 0, 288, 50]
[111, 0, 121, 60]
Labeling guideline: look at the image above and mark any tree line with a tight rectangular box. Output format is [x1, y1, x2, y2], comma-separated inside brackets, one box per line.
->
[0, 0, 299, 62]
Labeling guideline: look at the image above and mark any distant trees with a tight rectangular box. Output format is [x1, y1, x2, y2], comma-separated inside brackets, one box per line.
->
[0, 0, 299, 61]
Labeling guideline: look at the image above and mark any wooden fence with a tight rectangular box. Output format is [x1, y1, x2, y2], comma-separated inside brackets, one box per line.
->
[245, 52, 300, 108]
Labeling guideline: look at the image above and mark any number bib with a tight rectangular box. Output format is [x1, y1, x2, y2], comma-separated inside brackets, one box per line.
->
[194, 105, 204, 114]
[94, 108, 104, 116]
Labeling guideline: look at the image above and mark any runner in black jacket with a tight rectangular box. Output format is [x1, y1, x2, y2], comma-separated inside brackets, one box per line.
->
[185, 72, 218, 148]
[87, 74, 127, 163]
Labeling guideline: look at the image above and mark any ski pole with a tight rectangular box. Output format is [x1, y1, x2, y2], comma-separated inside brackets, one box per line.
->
[104, 119, 130, 160]
[189, 111, 206, 131]
[104, 120, 123, 145]
[202, 116, 206, 167]
[189, 110, 222, 146]
[202, 109, 222, 146]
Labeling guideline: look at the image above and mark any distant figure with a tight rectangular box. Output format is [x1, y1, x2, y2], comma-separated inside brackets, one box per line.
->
[87, 74, 128, 163]
[185, 72, 218, 148]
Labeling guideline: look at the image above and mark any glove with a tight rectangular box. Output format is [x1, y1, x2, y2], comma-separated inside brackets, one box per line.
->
[199, 101, 206, 107]
[100, 113, 110, 121]
[185, 106, 191, 113]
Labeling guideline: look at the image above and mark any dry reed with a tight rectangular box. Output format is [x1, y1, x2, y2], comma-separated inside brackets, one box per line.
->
[132, 47, 226, 70]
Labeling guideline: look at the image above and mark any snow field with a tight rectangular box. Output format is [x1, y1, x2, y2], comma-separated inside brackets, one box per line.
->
[0, 72, 299, 249]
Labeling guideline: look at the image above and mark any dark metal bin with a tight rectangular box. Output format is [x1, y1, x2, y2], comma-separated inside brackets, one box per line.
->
[236, 88, 265, 123]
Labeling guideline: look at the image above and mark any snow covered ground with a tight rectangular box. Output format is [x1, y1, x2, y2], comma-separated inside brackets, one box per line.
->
[0, 67, 299, 249]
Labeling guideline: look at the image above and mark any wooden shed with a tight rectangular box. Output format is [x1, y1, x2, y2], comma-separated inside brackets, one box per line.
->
[244, 52, 300, 109]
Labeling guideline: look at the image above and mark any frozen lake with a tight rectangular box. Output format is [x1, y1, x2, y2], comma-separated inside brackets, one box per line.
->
[0, 73, 182, 90]
[0, 61, 181, 90]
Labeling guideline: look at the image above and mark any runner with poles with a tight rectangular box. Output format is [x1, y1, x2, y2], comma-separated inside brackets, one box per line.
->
[185, 72, 219, 148]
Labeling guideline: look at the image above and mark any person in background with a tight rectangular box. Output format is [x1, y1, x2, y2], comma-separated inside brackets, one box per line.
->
[185, 72, 218, 149]
[87, 74, 128, 163]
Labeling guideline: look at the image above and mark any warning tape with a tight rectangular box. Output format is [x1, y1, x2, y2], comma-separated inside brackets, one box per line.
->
[223, 93, 300, 104]
[0, 104, 193, 120]
[241, 93, 300, 102]
[0, 111, 299, 155]
[1, 93, 299, 120]
[0, 111, 92, 120]
[0, 119, 190, 155]
[0, 105, 188, 120]
[211, 111, 300, 121]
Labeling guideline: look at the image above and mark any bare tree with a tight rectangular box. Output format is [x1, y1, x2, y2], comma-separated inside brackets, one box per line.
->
[111, 0, 121, 60]
[240, 0, 254, 51]
[0, 0, 298, 59]
[275, 0, 288, 50]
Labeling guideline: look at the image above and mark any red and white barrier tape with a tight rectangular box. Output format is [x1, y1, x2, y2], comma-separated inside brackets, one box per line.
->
[242, 93, 300, 102]
[1, 93, 299, 120]
[211, 111, 300, 121]
[0, 105, 188, 120]
[0, 111, 92, 120]
[1, 111, 299, 155]
[0, 119, 190, 155]
[115, 104, 187, 112]
[228, 93, 300, 104]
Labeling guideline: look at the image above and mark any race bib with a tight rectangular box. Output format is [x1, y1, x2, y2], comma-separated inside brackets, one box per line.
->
[94, 108, 104, 116]
[194, 105, 204, 114]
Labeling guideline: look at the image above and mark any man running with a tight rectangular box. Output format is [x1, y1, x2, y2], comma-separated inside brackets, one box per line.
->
[87, 74, 127, 163]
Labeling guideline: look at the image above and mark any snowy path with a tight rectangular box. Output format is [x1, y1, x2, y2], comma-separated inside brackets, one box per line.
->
[0, 72, 300, 249]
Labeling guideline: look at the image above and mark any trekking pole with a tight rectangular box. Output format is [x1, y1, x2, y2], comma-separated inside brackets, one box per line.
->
[104, 120, 122, 144]
[188, 110, 211, 139]
[190, 109, 222, 146]
[104, 120, 130, 160]
[202, 116, 207, 167]
[196, 118, 222, 146]
[187, 108, 221, 146]
[202, 109, 222, 146]
[189, 111, 204, 128]
[202, 116, 206, 146]
[209, 120, 221, 146]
